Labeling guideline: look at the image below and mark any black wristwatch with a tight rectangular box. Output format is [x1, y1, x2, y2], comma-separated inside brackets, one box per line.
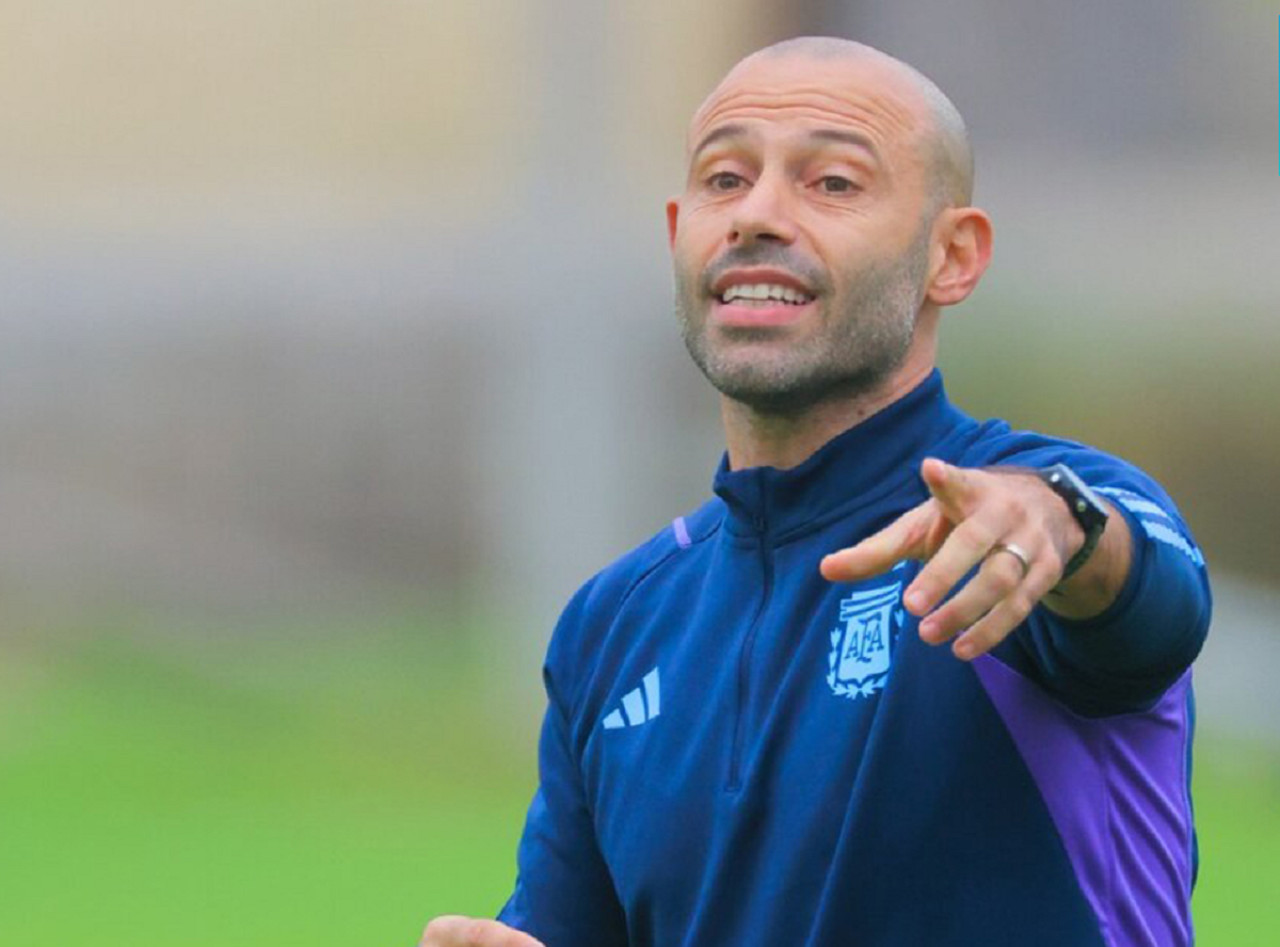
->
[1036, 464, 1110, 581]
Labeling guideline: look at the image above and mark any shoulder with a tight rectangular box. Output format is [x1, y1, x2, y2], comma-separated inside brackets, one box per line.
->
[956, 419, 1182, 512]
[542, 497, 724, 717]
[957, 417, 1113, 469]
[561, 496, 722, 630]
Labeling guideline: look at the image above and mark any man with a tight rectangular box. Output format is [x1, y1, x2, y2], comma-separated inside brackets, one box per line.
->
[421, 37, 1210, 947]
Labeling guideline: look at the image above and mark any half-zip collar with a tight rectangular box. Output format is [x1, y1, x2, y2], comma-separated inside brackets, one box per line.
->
[712, 370, 967, 539]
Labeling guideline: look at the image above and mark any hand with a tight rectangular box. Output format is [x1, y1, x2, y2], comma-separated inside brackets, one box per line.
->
[819, 457, 1085, 661]
[419, 916, 546, 947]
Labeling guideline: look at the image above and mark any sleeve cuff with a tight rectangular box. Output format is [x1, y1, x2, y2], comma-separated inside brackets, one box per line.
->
[1048, 497, 1147, 633]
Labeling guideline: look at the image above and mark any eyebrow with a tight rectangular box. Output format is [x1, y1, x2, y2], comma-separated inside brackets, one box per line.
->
[807, 128, 879, 160]
[689, 124, 880, 164]
[689, 123, 749, 161]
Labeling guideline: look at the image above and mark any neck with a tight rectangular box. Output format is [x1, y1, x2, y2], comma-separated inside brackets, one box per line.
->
[722, 357, 936, 471]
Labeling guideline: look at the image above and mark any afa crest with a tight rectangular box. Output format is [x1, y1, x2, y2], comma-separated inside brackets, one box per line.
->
[827, 576, 906, 700]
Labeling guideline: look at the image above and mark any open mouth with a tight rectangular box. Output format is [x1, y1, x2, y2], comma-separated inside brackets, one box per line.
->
[718, 283, 816, 306]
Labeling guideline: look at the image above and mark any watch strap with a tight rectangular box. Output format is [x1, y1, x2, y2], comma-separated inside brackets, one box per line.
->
[1036, 464, 1109, 581]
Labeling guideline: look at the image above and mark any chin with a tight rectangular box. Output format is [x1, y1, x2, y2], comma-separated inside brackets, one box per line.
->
[712, 361, 898, 416]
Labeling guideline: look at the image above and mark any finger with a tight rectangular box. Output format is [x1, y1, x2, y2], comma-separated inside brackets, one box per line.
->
[902, 514, 1003, 616]
[920, 457, 982, 522]
[820, 500, 937, 583]
[917, 542, 1030, 645]
[950, 559, 1060, 661]
[421, 917, 546, 947]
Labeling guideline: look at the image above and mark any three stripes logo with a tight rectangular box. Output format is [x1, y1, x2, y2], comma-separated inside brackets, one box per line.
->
[1095, 486, 1205, 567]
[602, 668, 661, 730]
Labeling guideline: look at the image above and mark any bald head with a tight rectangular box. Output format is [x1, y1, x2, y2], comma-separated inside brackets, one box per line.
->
[696, 37, 974, 208]
[669, 37, 994, 422]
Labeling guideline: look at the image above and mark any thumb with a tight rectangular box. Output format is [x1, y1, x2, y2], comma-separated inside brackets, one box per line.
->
[821, 500, 936, 582]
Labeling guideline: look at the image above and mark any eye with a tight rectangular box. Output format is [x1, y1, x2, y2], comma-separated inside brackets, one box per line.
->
[817, 175, 859, 194]
[707, 171, 746, 192]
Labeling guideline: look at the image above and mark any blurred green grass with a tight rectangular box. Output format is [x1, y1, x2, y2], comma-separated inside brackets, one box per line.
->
[1, 617, 1276, 945]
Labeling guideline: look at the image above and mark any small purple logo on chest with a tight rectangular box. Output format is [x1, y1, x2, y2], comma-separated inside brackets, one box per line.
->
[827, 579, 905, 700]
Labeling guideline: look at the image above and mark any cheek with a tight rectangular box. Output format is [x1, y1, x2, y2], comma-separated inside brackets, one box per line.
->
[670, 234, 703, 292]
[678, 199, 732, 241]
[807, 216, 894, 272]
[672, 214, 721, 270]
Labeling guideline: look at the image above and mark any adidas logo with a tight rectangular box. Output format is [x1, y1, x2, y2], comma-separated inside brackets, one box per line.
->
[602, 668, 661, 729]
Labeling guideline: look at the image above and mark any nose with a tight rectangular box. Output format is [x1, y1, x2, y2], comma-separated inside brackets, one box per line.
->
[728, 172, 797, 247]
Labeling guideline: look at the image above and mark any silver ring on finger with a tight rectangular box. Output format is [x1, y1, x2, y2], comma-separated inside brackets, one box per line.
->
[987, 541, 1031, 580]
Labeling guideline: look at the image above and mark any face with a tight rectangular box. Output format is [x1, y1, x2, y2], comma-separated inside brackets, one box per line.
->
[669, 53, 939, 415]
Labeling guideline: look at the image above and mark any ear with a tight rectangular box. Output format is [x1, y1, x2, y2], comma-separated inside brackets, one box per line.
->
[925, 207, 993, 307]
[666, 198, 680, 250]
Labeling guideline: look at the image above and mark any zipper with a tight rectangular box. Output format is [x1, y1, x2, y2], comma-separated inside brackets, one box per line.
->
[726, 509, 775, 792]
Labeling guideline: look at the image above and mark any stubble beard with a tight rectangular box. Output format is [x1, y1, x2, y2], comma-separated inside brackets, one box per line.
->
[674, 238, 929, 418]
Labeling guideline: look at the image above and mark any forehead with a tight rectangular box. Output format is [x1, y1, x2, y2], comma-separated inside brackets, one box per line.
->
[688, 55, 929, 161]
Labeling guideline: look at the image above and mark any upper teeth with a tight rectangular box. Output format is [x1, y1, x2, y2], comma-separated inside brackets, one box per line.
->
[721, 283, 813, 304]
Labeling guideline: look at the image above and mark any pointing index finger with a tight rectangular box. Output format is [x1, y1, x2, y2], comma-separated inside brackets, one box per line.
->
[920, 457, 981, 521]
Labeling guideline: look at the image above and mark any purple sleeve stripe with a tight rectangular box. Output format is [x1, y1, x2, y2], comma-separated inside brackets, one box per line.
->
[671, 516, 692, 549]
[972, 656, 1195, 947]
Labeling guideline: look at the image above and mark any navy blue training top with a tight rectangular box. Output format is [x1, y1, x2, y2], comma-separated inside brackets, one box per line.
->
[498, 370, 1211, 947]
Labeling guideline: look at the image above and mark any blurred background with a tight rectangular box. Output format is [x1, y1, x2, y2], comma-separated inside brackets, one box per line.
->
[0, 1, 1276, 943]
